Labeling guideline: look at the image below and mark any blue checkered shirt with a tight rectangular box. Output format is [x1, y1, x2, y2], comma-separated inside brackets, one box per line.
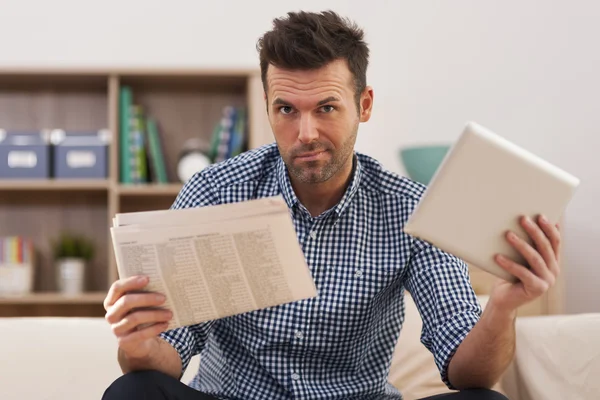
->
[160, 143, 482, 399]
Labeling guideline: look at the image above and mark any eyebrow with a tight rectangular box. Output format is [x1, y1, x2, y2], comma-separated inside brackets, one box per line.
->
[272, 96, 340, 107]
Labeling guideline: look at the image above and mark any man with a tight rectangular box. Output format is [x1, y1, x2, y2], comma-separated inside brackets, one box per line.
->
[103, 10, 561, 400]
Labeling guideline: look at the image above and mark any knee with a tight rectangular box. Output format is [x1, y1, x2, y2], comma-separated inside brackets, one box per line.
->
[102, 370, 172, 399]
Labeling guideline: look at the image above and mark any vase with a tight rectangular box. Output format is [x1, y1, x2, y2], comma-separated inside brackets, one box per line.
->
[399, 145, 451, 186]
[56, 258, 86, 295]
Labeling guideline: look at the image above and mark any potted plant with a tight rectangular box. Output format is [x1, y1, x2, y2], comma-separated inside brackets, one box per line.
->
[52, 232, 94, 295]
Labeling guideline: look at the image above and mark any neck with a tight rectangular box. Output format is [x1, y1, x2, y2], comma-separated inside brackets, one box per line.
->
[291, 156, 355, 217]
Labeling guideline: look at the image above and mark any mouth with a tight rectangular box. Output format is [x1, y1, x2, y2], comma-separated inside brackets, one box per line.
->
[295, 151, 326, 162]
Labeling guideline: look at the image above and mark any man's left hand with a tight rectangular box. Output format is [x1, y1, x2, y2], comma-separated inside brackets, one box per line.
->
[491, 214, 561, 312]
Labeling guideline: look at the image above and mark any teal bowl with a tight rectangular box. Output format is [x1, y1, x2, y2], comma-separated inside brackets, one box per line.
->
[399, 145, 450, 186]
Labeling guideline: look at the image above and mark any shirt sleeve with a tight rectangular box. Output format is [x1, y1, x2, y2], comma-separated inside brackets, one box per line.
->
[158, 169, 220, 373]
[404, 237, 483, 389]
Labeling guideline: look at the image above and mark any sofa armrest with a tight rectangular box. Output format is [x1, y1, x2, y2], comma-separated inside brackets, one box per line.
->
[501, 313, 600, 400]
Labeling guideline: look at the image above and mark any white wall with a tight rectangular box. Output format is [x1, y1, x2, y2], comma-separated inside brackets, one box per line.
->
[1, 0, 597, 313]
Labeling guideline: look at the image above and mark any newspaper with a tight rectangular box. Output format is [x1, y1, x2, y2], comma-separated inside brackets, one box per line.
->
[110, 196, 317, 331]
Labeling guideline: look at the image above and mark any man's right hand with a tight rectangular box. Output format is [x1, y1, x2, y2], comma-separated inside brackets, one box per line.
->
[104, 276, 173, 360]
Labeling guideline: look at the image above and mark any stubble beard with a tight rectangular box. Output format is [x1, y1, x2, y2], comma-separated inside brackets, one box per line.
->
[282, 125, 358, 184]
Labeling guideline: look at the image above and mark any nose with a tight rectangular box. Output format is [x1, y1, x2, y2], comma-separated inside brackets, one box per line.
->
[298, 113, 318, 144]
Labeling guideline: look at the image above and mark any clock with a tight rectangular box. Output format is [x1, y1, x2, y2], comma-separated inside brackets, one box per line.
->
[176, 138, 211, 183]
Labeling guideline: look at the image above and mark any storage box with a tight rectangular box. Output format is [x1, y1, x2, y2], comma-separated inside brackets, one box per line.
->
[0, 130, 51, 179]
[51, 129, 110, 179]
[0, 263, 34, 295]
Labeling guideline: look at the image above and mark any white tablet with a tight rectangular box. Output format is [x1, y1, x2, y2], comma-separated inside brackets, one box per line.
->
[403, 121, 580, 282]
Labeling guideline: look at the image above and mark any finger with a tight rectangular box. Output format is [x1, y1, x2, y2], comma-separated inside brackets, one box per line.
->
[112, 309, 173, 337]
[118, 322, 170, 347]
[519, 216, 557, 282]
[104, 276, 149, 311]
[105, 292, 166, 324]
[538, 214, 562, 266]
[495, 254, 549, 297]
[507, 229, 554, 286]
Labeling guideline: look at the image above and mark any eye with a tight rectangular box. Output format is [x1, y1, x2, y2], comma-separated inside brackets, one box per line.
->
[320, 105, 335, 113]
[279, 106, 294, 115]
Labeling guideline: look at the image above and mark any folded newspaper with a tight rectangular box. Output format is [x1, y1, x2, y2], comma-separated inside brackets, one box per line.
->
[110, 195, 317, 331]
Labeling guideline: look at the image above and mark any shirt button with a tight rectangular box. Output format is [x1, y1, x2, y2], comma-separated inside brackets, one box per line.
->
[291, 372, 300, 381]
[309, 230, 317, 239]
[294, 330, 304, 339]
[355, 269, 363, 278]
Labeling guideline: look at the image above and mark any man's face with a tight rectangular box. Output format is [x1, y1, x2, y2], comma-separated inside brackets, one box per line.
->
[265, 59, 373, 185]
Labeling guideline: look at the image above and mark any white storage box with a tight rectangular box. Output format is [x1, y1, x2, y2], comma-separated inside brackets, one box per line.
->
[0, 263, 34, 295]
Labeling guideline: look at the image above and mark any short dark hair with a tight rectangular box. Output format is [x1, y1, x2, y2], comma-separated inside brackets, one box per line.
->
[256, 10, 369, 110]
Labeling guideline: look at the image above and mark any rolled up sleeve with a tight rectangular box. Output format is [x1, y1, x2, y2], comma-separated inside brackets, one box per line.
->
[405, 237, 482, 388]
[159, 321, 215, 373]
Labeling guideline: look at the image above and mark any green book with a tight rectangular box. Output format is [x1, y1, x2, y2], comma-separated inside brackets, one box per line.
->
[119, 86, 133, 183]
[131, 105, 148, 183]
[146, 118, 168, 183]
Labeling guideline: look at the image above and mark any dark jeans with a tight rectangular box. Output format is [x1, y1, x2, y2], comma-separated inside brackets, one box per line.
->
[419, 389, 508, 399]
[102, 370, 508, 400]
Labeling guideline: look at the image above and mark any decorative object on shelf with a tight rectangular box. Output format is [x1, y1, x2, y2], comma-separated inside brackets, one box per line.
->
[50, 129, 111, 179]
[52, 233, 95, 295]
[177, 138, 211, 183]
[0, 236, 35, 296]
[0, 129, 52, 179]
[399, 145, 450, 185]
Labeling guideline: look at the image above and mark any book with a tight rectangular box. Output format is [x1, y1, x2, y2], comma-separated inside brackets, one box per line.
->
[128, 105, 148, 184]
[145, 118, 168, 184]
[119, 86, 133, 183]
[110, 196, 317, 331]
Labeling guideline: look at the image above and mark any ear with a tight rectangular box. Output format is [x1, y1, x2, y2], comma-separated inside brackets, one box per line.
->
[359, 86, 374, 123]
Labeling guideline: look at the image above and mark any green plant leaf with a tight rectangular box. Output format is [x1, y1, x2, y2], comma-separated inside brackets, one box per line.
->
[52, 232, 95, 262]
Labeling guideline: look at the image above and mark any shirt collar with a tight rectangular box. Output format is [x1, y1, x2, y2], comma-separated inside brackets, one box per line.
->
[276, 153, 363, 220]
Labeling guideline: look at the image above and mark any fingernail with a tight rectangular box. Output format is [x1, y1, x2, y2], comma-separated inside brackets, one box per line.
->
[507, 231, 516, 240]
[137, 276, 148, 284]
[523, 216, 532, 225]
[539, 215, 548, 224]
[156, 294, 166, 302]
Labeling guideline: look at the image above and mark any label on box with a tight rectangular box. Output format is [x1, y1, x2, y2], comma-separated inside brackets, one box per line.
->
[67, 151, 96, 168]
[7, 151, 37, 168]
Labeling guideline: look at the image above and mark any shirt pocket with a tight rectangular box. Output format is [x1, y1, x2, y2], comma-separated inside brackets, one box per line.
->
[316, 262, 400, 344]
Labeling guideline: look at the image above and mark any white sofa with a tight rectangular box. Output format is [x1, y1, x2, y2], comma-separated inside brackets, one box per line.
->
[1, 295, 598, 400]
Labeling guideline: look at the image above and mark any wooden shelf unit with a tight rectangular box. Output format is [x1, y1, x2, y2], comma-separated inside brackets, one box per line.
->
[0, 68, 273, 317]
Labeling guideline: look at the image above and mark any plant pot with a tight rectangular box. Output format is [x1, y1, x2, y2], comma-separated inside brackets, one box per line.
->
[56, 257, 86, 295]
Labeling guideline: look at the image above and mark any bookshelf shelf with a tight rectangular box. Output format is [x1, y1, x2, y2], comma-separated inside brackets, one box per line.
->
[116, 183, 183, 196]
[0, 292, 106, 305]
[0, 67, 273, 316]
[0, 179, 110, 191]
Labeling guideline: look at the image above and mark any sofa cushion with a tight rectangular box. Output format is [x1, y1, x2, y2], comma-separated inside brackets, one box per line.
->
[0, 317, 121, 400]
